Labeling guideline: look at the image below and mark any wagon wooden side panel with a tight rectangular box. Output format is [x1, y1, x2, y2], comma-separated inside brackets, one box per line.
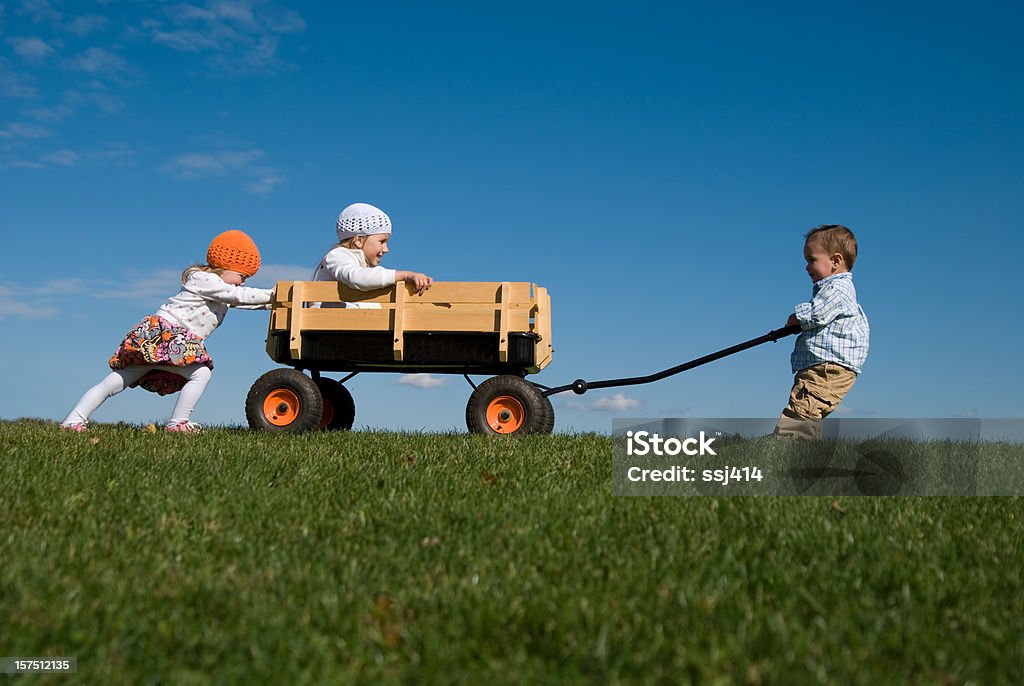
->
[264, 281, 553, 376]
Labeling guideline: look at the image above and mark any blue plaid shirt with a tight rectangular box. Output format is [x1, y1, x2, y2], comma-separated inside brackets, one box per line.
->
[790, 272, 869, 374]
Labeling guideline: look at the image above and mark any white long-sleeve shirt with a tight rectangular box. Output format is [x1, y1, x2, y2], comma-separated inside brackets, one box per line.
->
[156, 271, 273, 339]
[311, 245, 395, 309]
[312, 245, 396, 290]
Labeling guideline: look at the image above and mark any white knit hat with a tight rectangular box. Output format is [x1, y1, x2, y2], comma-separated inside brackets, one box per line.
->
[336, 202, 392, 242]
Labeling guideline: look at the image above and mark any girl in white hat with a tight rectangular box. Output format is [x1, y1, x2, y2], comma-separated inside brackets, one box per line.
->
[312, 203, 432, 305]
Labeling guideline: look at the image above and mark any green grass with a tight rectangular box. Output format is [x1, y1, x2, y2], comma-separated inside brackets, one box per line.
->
[2, 420, 1023, 684]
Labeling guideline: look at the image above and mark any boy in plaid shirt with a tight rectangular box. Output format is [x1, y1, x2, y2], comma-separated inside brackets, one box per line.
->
[774, 225, 869, 440]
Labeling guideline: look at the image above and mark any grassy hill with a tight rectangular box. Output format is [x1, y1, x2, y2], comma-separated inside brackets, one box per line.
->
[3, 420, 1022, 684]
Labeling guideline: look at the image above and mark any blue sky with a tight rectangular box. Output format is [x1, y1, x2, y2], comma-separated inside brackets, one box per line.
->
[1, 1, 1021, 432]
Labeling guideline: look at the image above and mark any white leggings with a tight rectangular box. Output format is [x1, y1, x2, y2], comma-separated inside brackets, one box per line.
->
[62, 364, 212, 427]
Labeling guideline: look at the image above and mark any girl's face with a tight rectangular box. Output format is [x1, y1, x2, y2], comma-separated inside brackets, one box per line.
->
[803, 239, 844, 282]
[220, 270, 248, 286]
[358, 233, 390, 266]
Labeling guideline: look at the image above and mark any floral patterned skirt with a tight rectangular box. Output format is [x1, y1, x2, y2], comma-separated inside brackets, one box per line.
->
[109, 315, 214, 395]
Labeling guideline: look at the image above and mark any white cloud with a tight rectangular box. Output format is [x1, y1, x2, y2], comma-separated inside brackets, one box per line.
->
[0, 158, 46, 170]
[566, 392, 641, 412]
[0, 58, 39, 98]
[64, 47, 129, 78]
[90, 144, 137, 165]
[1, 143, 137, 170]
[168, 1, 305, 34]
[207, 1, 259, 30]
[17, 0, 62, 25]
[20, 86, 122, 132]
[0, 121, 53, 139]
[65, 84, 125, 115]
[398, 374, 449, 389]
[8, 36, 56, 62]
[21, 278, 91, 296]
[41, 148, 77, 166]
[11, 2, 105, 35]
[25, 103, 73, 122]
[1, 4, 304, 176]
[146, 0, 306, 74]
[92, 270, 182, 302]
[0, 268, 305, 319]
[162, 146, 285, 194]
[209, 34, 281, 75]
[64, 15, 108, 36]
[262, 6, 305, 33]
[593, 393, 641, 411]
[163, 148, 265, 178]
[0, 297, 58, 319]
[834, 406, 878, 417]
[248, 264, 314, 288]
[0, 280, 82, 319]
[91, 144, 136, 165]
[245, 172, 285, 194]
[150, 27, 222, 53]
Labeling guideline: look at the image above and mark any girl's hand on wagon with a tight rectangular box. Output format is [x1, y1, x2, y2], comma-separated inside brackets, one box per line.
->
[399, 271, 433, 295]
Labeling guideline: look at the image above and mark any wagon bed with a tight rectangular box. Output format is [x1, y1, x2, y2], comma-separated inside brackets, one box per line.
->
[266, 280, 552, 375]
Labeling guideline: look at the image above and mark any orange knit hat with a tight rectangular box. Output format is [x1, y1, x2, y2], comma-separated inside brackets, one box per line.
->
[207, 230, 261, 276]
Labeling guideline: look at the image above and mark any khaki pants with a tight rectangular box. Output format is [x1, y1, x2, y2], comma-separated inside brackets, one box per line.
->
[774, 363, 857, 441]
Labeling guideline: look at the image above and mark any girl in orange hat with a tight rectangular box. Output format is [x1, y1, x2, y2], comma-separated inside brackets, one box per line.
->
[61, 230, 273, 433]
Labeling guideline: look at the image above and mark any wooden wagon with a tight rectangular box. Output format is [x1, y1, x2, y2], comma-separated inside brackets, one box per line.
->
[245, 280, 554, 434]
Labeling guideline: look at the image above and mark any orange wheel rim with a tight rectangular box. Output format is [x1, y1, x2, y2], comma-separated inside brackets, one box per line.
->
[486, 395, 525, 434]
[319, 399, 334, 429]
[264, 389, 301, 427]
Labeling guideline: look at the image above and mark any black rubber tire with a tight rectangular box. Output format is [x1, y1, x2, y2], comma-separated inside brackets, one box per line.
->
[315, 377, 355, 431]
[245, 369, 324, 433]
[538, 393, 555, 435]
[465, 375, 555, 436]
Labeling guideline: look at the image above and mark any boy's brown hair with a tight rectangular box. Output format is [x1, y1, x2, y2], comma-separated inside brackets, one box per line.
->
[805, 224, 858, 269]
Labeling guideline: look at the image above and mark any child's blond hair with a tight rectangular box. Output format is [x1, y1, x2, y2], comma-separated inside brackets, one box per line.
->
[805, 225, 858, 269]
[181, 264, 227, 284]
[339, 236, 366, 250]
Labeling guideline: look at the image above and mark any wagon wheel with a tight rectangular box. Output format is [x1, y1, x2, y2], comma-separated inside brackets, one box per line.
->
[315, 377, 355, 431]
[246, 369, 324, 433]
[539, 393, 555, 434]
[466, 375, 554, 436]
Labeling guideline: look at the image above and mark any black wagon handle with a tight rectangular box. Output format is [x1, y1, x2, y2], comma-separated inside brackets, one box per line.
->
[541, 324, 802, 397]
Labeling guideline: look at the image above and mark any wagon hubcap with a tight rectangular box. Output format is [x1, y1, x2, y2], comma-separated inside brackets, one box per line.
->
[264, 389, 300, 426]
[319, 399, 334, 429]
[486, 395, 525, 434]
